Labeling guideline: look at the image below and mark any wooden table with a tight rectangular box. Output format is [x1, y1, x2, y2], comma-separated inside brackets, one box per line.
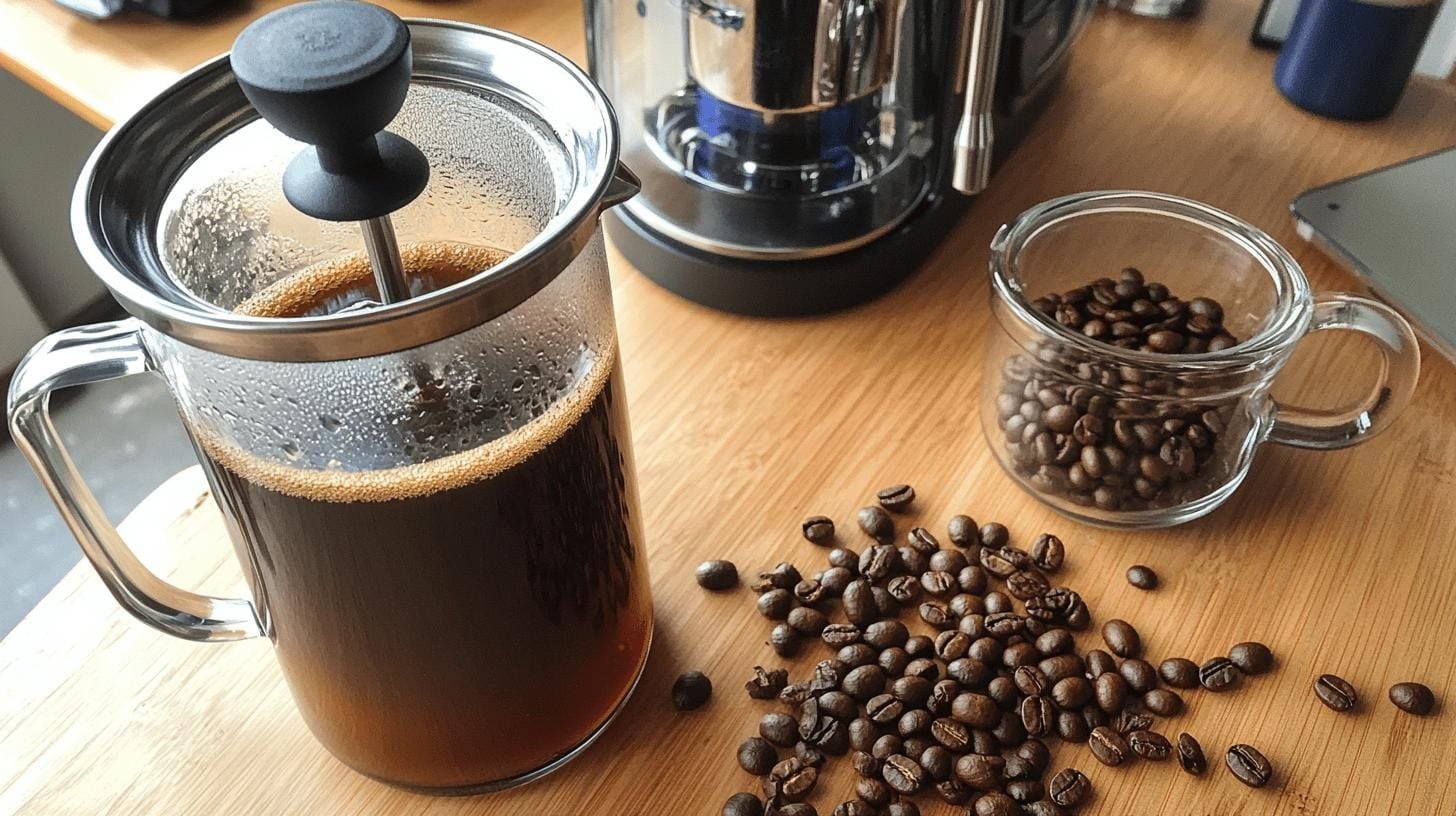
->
[4, 1, 1456, 814]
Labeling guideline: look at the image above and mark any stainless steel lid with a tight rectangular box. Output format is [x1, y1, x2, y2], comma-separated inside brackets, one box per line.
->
[73, 19, 636, 363]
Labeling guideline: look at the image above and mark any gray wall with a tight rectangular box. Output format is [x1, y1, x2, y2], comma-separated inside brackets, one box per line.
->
[0, 69, 105, 326]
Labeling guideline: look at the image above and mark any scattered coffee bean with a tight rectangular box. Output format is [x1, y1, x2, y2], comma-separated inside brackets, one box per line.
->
[1101, 619, 1142, 659]
[1085, 649, 1117, 678]
[1314, 673, 1358, 712]
[738, 737, 778, 775]
[1128, 730, 1172, 760]
[802, 515, 836, 544]
[864, 620, 909, 650]
[1125, 565, 1158, 590]
[979, 522, 1010, 548]
[1143, 688, 1183, 717]
[947, 515, 978, 547]
[794, 579, 826, 605]
[832, 802, 874, 816]
[820, 567, 853, 596]
[1176, 732, 1206, 775]
[1057, 709, 1090, 742]
[877, 484, 916, 513]
[761, 712, 798, 746]
[1021, 695, 1055, 737]
[1030, 533, 1065, 572]
[1159, 658, 1200, 689]
[770, 623, 801, 657]
[1120, 659, 1158, 693]
[787, 606, 828, 636]
[1051, 676, 1093, 710]
[757, 588, 794, 619]
[1036, 628, 1073, 657]
[882, 753, 927, 793]
[953, 753, 1005, 791]
[885, 801, 920, 816]
[1088, 726, 1131, 766]
[1228, 641, 1274, 675]
[766, 756, 818, 801]
[1023, 802, 1068, 816]
[796, 741, 826, 768]
[840, 643, 878, 667]
[919, 745, 953, 782]
[920, 570, 957, 597]
[746, 666, 789, 700]
[843, 665, 887, 701]
[1113, 710, 1152, 735]
[842, 580, 878, 627]
[1199, 656, 1240, 692]
[1094, 671, 1129, 713]
[973, 792, 1018, 816]
[827, 547, 859, 571]
[1007, 569, 1051, 601]
[1225, 743, 1272, 788]
[1048, 768, 1090, 807]
[856, 776, 893, 806]
[673, 671, 712, 710]
[857, 506, 895, 541]
[984, 590, 1015, 615]
[723, 792, 764, 816]
[1389, 682, 1436, 715]
[697, 559, 739, 590]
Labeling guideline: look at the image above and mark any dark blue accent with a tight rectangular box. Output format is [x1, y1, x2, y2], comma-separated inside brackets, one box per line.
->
[1274, 0, 1437, 121]
[688, 88, 874, 191]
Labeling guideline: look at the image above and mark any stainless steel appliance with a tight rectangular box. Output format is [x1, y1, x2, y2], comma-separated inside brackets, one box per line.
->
[586, 0, 1093, 314]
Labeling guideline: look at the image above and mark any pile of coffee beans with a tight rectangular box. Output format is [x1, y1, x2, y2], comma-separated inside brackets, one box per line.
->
[708, 485, 1280, 815]
[996, 267, 1243, 513]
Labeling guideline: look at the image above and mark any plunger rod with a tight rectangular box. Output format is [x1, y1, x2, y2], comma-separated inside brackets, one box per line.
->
[360, 216, 409, 304]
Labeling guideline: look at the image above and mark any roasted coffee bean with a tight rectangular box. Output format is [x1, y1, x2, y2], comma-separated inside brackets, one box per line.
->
[921, 570, 958, 597]
[903, 658, 940, 680]
[877, 484, 915, 512]
[973, 792, 1018, 816]
[910, 601, 951, 633]
[890, 675, 933, 707]
[953, 753, 1005, 791]
[1176, 732, 1206, 775]
[821, 624, 862, 649]
[951, 692, 1001, 728]
[724, 792, 764, 816]
[1225, 743, 1272, 788]
[794, 579, 827, 605]
[929, 548, 970, 574]
[848, 718, 880, 753]
[979, 548, 1021, 579]
[737, 737, 778, 775]
[1081, 649, 1113, 677]
[770, 623, 801, 657]
[1039, 654, 1086, 683]
[1001, 755, 1035, 783]
[832, 802, 874, 816]
[935, 631, 972, 661]
[872, 734, 903, 760]
[1315, 673, 1358, 711]
[1088, 726, 1131, 766]
[994, 709, 1028, 745]
[843, 665, 887, 701]
[852, 749, 883, 779]
[919, 744, 953, 782]
[898, 546, 929, 576]
[1006, 780, 1045, 804]
[1024, 802, 1068, 816]
[1081, 705, 1108, 731]
[843, 580, 878, 627]
[905, 527, 940, 555]
[811, 659, 848, 695]
[1021, 695, 1055, 737]
[757, 589, 794, 619]
[780, 683, 813, 707]
[1036, 628, 1074, 657]
[1389, 682, 1436, 715]
[931, 717, 972, 751]
[1228, 641, 1274, 675]
[898, 708, 933, 737]
[1143, 688, 1183, 717]
[787, 606, 828, 636]
[966, 636, 1003, 666]
[1125, 564, 1158, 590]
[885, 576, 919, 605]
[1094, 672, 1129, 713]
[764, 562, 803, 590]
[979, 522, 1010, 548]
[1048, 768, 1090, 807]
[1002, 641, 1041, 669]
[904, 635, 934, 658]
[1030, 533, 1065, 572]
[766, 757, 818, 802]
[820, 567, 853, 596]
[1102, 619, 1142, 659]
[943, 658, 987, 690]
[828, 547, 860, 571]
[984, 591, 1015, 615]
[1159, 658, 1200, 689]
[1199, 657, 1241, 692]
[1016, 738, 1052, 774]
[1120, 659, 1158, 693]
[878, 647, 910, 677]
[802, 515, 836, 544]
[862, 619, 908, 650]
[948, 593, 985, 618]
[1129, 729, 1172, 761]
[871, 586, 899, 619]
[761, 712, 798, 746]
[985, 612, 1026, 639]
[867, 694, 906, 725]
[884, 804, 918, 816]
[860, 545, 899, 582]
[988, 676, 1021, 711]
[1051, 676, 1093, 710]
[815, 717, 850, 755]
[858, 506, 895, 542]
[816, 690, 856, 720]
[672, 671, 713, 710]
[1057, 709, 1090, 742]
[957, 565, 989, 595]
[882, 753, 927, 793]
[934, 779, 971, 805]
[958, 613, 988, 640]
[903, 736, 934, 758]
[696, 560, 739, 590]
[1014, 666, 1050, 696]
[1007, 569, 1050, 601]
[745, 666, 789, 701]
[856, 777, 893, 806]
[775, 803, 817, 816]
[948, 515, 978, 547]
[1113, 710, 1153, 735]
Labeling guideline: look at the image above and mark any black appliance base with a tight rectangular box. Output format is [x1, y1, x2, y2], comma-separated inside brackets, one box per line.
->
[606, 193, 971, 317]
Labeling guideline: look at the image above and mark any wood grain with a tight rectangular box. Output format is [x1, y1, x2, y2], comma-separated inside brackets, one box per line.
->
[4, 1, 1456, 815]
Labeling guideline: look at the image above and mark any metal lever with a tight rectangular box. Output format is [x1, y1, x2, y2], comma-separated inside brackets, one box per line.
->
[360, 217, 409, 304]
[951, 0, 1006, 195]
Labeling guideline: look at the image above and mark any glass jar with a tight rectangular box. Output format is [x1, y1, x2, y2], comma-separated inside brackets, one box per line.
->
[983, 191, 1421, 528]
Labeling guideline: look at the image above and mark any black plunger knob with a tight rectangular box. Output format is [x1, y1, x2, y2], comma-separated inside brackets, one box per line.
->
[231, 0, 429, 222]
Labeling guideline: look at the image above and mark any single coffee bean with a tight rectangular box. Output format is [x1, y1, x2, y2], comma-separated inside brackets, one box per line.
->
[984, 591, 1015, 614]
[1389, 682, 1436, 715]
[811, 659, 848, 694]
[860, 545, 898, 582]
[832, 802, 874, 816]
[779, 683, 813, 707]
[770, 623, 801, 657]
[994, 709, 1028, 745]
[866, 694, 905, 725]
[878, 647, 910, 677]
[696, 559, 739, 590]
[1228, 641, 1274, 675]
[903, 658, 940, 680]
[672, 671, 712, 710]
[759, 562, 802, 591]
[1225, 743, 1272, 788]
[1094, 672, 1129, 713]
[840, 643, 878, 668]
[1088, 726, 1131, 766]
[953, 753, 1005, 791]
[903, 736, 934, 758]
[820, 567, 853, 597]
[852, 749, 882, 779]
[935, 779, 971, 805]
[877, 484, 915, 513]
[882, 753, 927, 793]
[979, 548, 1020, 579]
[843, 665, 887, 701]
[723, 792, 764, 816]
[1085, 649, 1117, 677]
[843, 580, 878, 628]
[856, 777, 892, 806]
[1159, 658, 1200, 689]
[1119, 659, 1158, 693]
[787, 606, 828, 636]
[1030, 533, 1065, 572]
[822, 624, 862, 649]
[889, 675, 932, 707]
[1129, 729, 1172, 760]
[775, 804, 817, 816]
[1057, 709, 1090, 742]
[1007, 569, 1051, 601]
[818, 690, 857, 720]
[794, 579, 827, 605]
[1081, 704, 1109, 731]
[951, 692, 1000, 728]
[929, 548, 969, 574]
[872, 733, 903, 760]
[1002, 641, 1041, 670]
[1051, 675, 1093, 710]
[1023, 802, 1068, 816]
[1036, 628, 1074, 657]
[898, 546, 929, 576]
[1048, 768, 1090, 807]
[802, 515, 835, 544]
[1021, 695, 1055, 737]
[1314, 673, 1358, 712]
[885, 804, 919, 816]
[857, 506, 895, 541]
[1143, 688, 1183, 717]
[906, 527, 941, 554]
[827, 547, 859, 571]
[738, 737, 778, 775]
[896, 635, 930, 660]
[745, 666, 789, 700]
[1039, 654, 1086, 683]
[978, 522, 1010, 548]
[1006, 779, 1044, 804]
[973, 791, 1019, 816]
[985, 612, 1026, 639]
[948, 515, 978, 547]
[1125, 564, 1158, 590]
[919, 744, 953, 782]
[848, 719, 879, 753]
[1013, 666, 1049, 696]
[1113, 710, 1153, 735]
[1199, 656, 1241, 692]
[871, 586, 899, 619]
[1176, 732, 1206, 775]
[931, 717, 972, 751]
[796, 743, 826, 766]
[863, 619, 909, 650]
[766, 757, 818, 802]
[948, 593, 984, 619]
[761, 712, 798, 746]
[921, 570, 958, 597]
[1102, 619, 1142, 659]
[897, 708, 933, 737]
[757, 588, 794, 619]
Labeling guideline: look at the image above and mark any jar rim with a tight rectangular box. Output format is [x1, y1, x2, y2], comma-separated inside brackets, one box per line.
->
[988, 191, 1313, 374]
[72, 20, 620, 363]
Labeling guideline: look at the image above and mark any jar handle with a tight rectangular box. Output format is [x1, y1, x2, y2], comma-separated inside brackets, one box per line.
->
[5, 319, 264, 641]
[1268, 293, 1420, 450]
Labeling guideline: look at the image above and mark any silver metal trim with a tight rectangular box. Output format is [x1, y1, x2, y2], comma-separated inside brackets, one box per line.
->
[951, 0, 1005, 195]
[359, 216, 409, 304]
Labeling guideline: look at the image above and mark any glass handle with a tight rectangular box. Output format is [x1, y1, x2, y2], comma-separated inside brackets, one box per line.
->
[1268, 293, 1421, 450]
[5, 319, 264, 642]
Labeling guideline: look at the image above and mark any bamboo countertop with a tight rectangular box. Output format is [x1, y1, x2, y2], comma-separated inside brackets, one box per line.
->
[3, 1, 1456, 814]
